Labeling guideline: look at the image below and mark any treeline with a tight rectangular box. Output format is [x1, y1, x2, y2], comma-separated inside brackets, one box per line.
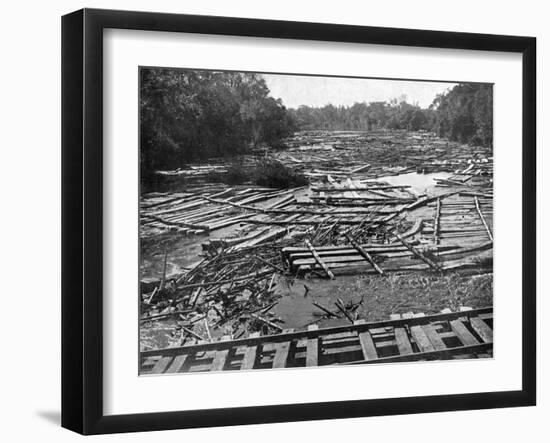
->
[140, 69, 295, 178]
[140, 74, 493, 182]
[289, 100, 432, 132]
[289, 83, 493, 147]
[431, 83, 493, 147]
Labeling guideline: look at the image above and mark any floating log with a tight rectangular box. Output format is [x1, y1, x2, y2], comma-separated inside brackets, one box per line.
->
[334, 300, 354, 323]
[396, 233, 442, 272]
[433, 197, 441, 245]
[250, 313, 283, 332]
[180, 325, 206, 342]
[313, 302, 339, 318]
[390, 219, 423, 243]
[254, 255, 286, 273]
[227, 227, 286, 252]
[350, 164, 371, 174]
[311, 185, 411, 192]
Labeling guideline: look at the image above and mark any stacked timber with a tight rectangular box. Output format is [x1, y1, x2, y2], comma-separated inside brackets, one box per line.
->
[419, 193, 493, 247]
[282, 241, 492, 277]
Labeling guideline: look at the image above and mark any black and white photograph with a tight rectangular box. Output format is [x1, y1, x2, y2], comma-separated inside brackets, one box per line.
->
[0, 0, 543, 439]
[138, 68, 494, 374]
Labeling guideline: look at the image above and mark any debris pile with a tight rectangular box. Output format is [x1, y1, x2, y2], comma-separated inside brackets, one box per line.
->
[140, 130, 494, 352]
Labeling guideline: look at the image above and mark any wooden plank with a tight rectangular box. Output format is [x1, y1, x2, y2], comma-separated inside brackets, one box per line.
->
[306, 325, 320, 367]
[141, 308, 494, 359]
[391, 219, 423, 243]
[355, 320, 378, 360]
[353, 343, 493, 365]
[421, 324, 446, 351]
[433, 197, 441, 244]
[292, 254, 414, 267]
[345, 233, 384, 275]
[410, 324, 435, 352]
[450, 319, 479, 346]
[305, 240, 335, 279]
[474, 196, 493, 241]
[273, 341, 291, 368]
[396, 234, 442, 272]
[241, 332, 260, 370]
[210, 336, 230, 372]
[270, 329, 297, 371]
[151, 356, 173, 374]
[470, 317, 493, 343]
[394, 327, 413, 355]
[250, 313, 284, 332]
[164, 355, 188, 373]
[312, 184, 412, 192]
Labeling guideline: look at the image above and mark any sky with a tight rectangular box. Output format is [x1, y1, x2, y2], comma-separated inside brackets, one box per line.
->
[262, 74, 458, 109]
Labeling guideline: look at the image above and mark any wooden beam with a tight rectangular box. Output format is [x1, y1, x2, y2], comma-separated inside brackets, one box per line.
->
[421, 324, 446, 350]
[470, 317, 493, 343]
[305, 240, 335, 279]
[141, 308, 493, 358]
[474, 196, 493, 241]
[164, 355, 188, 373]
[355, 320, 378, 360]
[450, 319, 479, 346]
[396, 234, 442, 272]
[210, 336, 230, 371]
[345, 233, 384, 275]
[241, 332, 260, 370]
[410, 324, 435, 352]
[433, 197, 441, 245]
[150, 356, 173, 374]
[349, 343, 493, 365]
[306, 325, 319, 367]
[273, 341, 291, 368]
[394, 327, 413, 355]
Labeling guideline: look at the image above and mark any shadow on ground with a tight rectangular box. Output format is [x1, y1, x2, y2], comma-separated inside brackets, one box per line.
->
[36, 410, 60, 426]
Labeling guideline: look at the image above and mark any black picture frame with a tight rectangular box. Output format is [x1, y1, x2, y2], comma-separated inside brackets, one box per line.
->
[61, 8, 536, 435]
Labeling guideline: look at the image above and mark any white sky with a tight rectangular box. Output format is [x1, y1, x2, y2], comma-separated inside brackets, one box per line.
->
[262, 74, 458, 109]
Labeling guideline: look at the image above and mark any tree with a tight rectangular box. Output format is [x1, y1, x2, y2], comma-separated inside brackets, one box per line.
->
[286, 83, 493, 149]
[288, 100, 432, 132]
[140, 69, 296, 181]
[430, 83, 493, 147]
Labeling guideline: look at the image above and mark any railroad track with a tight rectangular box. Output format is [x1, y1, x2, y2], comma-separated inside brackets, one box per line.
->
[140, 307, 493, 375]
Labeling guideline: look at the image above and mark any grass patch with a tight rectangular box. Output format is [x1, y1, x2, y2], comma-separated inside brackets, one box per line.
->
[354, 272, 493, 320]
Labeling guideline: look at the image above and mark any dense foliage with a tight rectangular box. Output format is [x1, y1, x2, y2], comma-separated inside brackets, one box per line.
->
[140, 69, 296, 179]
[289, 100, 432, 132]
[140, 71, 493, 185]
[430, 83, 493, 147]
[289, 83, 493, 147]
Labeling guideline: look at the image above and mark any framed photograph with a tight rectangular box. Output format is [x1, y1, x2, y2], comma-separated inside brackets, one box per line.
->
[61, 8, 536, 435]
